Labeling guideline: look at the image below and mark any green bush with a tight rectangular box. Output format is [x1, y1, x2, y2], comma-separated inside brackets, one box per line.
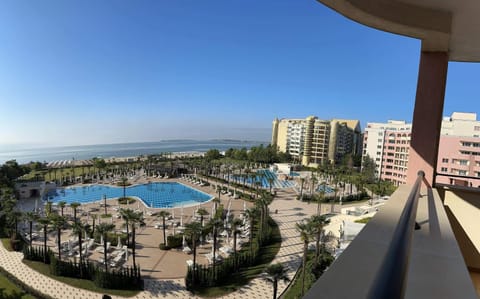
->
[185, 216, 277, 290]
[166, 234, 183, 248]
[24, 246, 142, 290]
[159, 243, 171, 250]
[118, 197, 136, 205]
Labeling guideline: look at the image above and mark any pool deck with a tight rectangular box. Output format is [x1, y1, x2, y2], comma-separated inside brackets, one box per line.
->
[8, 176, 368, 298]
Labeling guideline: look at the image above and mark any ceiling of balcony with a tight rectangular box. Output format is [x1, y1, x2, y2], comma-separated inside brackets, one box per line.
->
[317, 0, 480, 62]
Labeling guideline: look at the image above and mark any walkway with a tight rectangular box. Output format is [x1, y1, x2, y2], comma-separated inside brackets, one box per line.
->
[0, 189, 325, 299]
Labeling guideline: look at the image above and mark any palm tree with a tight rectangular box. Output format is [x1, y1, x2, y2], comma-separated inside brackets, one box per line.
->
[119, 208, 131, 247]
[158, 210, 170, 246]
[70, 202, 81, 222]
[45, 201, 53, 216]
[127, 210, 145, 271]
[71, 221, 88, 276]
[264, 263, 290, 299]
[184, 221, 203, 285]
[103, 195, 108, 215]
[317, 182, 326, 216]
[37, 217, 51, 263]
[196, 208, 208, 227]
[91, 214, 97, 237]
[267, 177, 274, 194]
[23, 211, 39, 247]
[212, 197, 221, 216]
[230, 217, 243, 270]
[58, 201, 66, 216]
[245, 207, 258, 255]
[210, 218, 222, 278]
[310, 174, 318, 196]
[120, 177, 128, 199]
[95, 222, 115, 272]
[296, 221, 313, 297]
[50, 213, 67, 260]
[310, 215, 330, 262]
[299, 177, 305, 200]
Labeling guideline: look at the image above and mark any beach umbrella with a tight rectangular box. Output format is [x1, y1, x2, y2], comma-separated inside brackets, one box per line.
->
[182, 235, 187, 248]
[243, 200, 247, 213]
[68, 239, 72, 251]
[100, 234, 104, 245]
[117, 236, 122, 248]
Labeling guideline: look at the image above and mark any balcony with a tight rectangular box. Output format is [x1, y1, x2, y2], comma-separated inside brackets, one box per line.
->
[305, 174, 478, 298]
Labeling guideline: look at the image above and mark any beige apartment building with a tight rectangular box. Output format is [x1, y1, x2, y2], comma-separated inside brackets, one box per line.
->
[271, 116, 361, 166]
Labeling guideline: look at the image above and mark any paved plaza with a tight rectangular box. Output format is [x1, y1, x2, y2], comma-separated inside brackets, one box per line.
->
[1, 182, 366, 299]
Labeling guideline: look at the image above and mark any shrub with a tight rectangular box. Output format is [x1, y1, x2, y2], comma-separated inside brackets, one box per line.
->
[159, 243, 170, 250]
[118, 197, 136, 205]
[166, 234, 183, 249]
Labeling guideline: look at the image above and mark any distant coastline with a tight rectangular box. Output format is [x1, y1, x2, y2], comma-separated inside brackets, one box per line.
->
[0, 139, 269, 164]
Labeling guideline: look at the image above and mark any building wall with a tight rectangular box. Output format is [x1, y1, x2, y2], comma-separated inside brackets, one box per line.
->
[437, 136, 480, 187]
[363, 113, 480, 186]
[380, 130, 410, 185]
[363, 120, 411, 183]
[272, 116, 360, 166]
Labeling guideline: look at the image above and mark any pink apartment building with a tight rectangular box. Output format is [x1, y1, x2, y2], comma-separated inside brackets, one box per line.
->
[363, 112, 480, 186]
[437, 136, 480, 187]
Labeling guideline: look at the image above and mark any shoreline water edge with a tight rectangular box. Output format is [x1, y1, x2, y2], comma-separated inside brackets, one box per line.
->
[0, 139, 268, 164]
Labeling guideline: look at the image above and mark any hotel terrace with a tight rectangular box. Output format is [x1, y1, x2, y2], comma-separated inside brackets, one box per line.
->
[306, 1, 480, 298]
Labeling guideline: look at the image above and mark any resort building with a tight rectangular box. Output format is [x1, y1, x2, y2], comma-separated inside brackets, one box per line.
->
[310, 1, 480, 297]
[437, 112, 480, 186]
[363, 113, 480, 186]
[363, 120, 412, 185]
[271, 116, 361, 166]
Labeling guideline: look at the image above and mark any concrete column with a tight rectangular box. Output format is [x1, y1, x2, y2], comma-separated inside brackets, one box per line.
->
[407, 51, 448, 186]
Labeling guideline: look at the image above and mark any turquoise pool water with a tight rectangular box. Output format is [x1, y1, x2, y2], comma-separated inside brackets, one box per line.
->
[317, 185, 334, 193]
[231, 169, 296, 189]
[45, 182, 212, 208]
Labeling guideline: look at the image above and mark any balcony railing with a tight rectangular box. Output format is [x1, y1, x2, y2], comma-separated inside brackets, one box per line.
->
[303, 171, 477, 299]
[366, 171, 423, 299]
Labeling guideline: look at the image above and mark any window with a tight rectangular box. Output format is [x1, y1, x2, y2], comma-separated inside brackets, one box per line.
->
[475, 126, 480, 131]
[441, 167, 448, 172]
[442, 158, 449, 163]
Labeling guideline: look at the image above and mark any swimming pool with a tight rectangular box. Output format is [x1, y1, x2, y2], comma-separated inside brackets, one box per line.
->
[44, 182, 213, 208]
[230, 169, 296, 189]
[317, 185, 334, 193]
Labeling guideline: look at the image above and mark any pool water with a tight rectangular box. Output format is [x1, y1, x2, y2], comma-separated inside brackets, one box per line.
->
[45, 182, 212, 208]
[317, 185, 335, 193]
[231, 169, 296, 189]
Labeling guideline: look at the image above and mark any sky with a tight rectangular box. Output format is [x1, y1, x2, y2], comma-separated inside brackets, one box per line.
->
[1, 1, 480, 148]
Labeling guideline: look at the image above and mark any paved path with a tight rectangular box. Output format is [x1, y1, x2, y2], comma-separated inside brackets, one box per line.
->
[0, 189, 326, 299]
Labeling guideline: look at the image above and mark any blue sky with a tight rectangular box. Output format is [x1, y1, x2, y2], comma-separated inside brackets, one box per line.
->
[0, 1, 479, 148]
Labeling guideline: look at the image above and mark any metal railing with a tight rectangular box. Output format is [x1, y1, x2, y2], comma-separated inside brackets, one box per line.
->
[367, 170, 425, 299]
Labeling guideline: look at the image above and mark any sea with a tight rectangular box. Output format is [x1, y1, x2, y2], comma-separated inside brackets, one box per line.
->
[0, 140, 268, 165]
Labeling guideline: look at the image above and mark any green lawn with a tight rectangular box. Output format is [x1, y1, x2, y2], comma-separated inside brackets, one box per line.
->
[1, 238, 12, 251]
[355, 217, 373, 224]
[195, 221, 282, 297]
[0, 273, 35, 299]
[22, 260, 140, 297]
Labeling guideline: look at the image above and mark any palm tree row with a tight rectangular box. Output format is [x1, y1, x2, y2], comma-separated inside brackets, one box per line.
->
[295, 214, 330, 296]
